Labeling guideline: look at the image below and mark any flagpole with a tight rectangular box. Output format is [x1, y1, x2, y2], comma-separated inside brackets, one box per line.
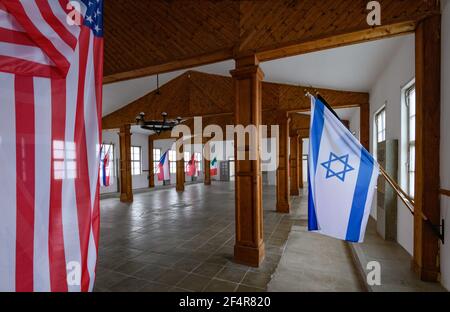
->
[378, 166, 415, 214]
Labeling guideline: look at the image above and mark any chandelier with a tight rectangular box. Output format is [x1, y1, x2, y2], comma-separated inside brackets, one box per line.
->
[135, 112, 183, 135]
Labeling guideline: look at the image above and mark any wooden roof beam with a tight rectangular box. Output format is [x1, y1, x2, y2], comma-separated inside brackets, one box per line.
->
[102, 71, 368, 130]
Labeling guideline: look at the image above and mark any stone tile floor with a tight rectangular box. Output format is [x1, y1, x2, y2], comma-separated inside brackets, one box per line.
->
[95, 182, 302, 292]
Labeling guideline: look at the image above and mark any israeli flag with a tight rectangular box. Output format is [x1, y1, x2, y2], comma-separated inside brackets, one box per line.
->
[308, 96, 379, 243]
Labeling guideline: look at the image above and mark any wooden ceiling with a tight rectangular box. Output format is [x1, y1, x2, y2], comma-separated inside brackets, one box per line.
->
[102, 70, 367, 130]
[104, 1, 238, 80]
[103, 0, 440, 83]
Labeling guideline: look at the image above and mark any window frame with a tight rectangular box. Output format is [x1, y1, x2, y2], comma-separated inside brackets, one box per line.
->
[153, 148, 161, 174]
[53, 140, 77, 180]
[168, 150, 177, 174]
[405, 84, 416, 197]
[375, 107, 386, 144]
[195, 152, 202, 172]
[184, 151, 191, 173]
[130, 146, 142, 176]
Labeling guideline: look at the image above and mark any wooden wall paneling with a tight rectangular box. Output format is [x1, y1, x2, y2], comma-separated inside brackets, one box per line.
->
[103, 73, 191, 129]
[360, 102, 370, 150]
[413, 15, 441, 282]
[230, 55, 265, 267]
[103, 71, 368, 131]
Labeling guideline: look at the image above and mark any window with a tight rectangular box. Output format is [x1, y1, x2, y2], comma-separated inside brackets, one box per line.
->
[375, 107, 386, 143]
[405, 85, 416, 196]
[168, 150, 177, 173]
[153, 148, 161, 174]
[229, 157, 235, 180]
[195, 152, 202, 172]
[130, 146, 141, 176]
[53, 141, 77, 180]
[184, 152, 191, 173]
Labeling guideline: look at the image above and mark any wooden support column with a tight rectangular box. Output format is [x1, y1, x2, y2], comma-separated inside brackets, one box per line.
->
[276, 113, 290, 213]
[119, 124, 133, 202]
[148, 138, 155, 188]
[204, 143, 211, 185]
[360, 102, 369, 150]
[413, 15, 441, 282]
[289, 135, 300, 196]
[230, 55, 264, 267]
[176, 139, 185, 192]
[204, 159, 211, 185]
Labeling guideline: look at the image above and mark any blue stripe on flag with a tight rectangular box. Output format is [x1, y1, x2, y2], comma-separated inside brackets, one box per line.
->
[308, 165, 319, 231]
[308, 97, 325, 231]
[102, 162, 106, 186]
[311, 98, 325, 174]
[160, 151, 167, 164]
[345, 148, 374, 242]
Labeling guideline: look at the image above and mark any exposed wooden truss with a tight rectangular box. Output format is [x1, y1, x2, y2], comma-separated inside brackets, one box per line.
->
[102, 71, 368, 131]
[103, 0, 440, 83]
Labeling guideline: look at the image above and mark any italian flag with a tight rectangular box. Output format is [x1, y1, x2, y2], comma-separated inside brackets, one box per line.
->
[210, 157, 218, 176]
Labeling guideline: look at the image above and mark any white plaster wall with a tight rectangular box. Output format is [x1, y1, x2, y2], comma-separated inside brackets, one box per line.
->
[369, 34, 415, 255]
[100, 130, 151, 194]
[440, 0, 450, 291]
[349, 108, 361, 140]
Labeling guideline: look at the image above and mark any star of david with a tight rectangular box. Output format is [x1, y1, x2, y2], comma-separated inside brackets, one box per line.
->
[321, 152, 354, 182]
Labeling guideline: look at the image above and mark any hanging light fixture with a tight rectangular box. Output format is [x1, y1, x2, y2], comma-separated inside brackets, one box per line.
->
[135, 112, 183, 135]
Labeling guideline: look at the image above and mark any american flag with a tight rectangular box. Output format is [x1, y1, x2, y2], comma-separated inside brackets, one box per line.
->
[0, 0, 103, 292]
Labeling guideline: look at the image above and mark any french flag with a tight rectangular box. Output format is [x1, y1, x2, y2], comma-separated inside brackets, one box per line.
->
[100, 152, 110, 187]
[158, 151, 170, 181]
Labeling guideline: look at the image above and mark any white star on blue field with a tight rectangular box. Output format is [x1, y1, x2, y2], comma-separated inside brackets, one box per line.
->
[321, 152, 355, 182]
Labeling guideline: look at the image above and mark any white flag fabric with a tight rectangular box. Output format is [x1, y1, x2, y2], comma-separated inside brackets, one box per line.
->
[158, 151, 170, 181]
[308, 96, 379, 243]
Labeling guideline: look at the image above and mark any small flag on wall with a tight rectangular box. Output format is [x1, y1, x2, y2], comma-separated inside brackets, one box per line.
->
[308, 96, 379, 243]
[210, 157, 218, 176]
[100, 145, 112, 187]
[187, 154, 196, 177]
[158, 151, 170, 181]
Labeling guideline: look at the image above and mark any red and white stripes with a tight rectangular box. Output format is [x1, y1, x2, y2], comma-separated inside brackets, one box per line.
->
[0, 0, 102, 292]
